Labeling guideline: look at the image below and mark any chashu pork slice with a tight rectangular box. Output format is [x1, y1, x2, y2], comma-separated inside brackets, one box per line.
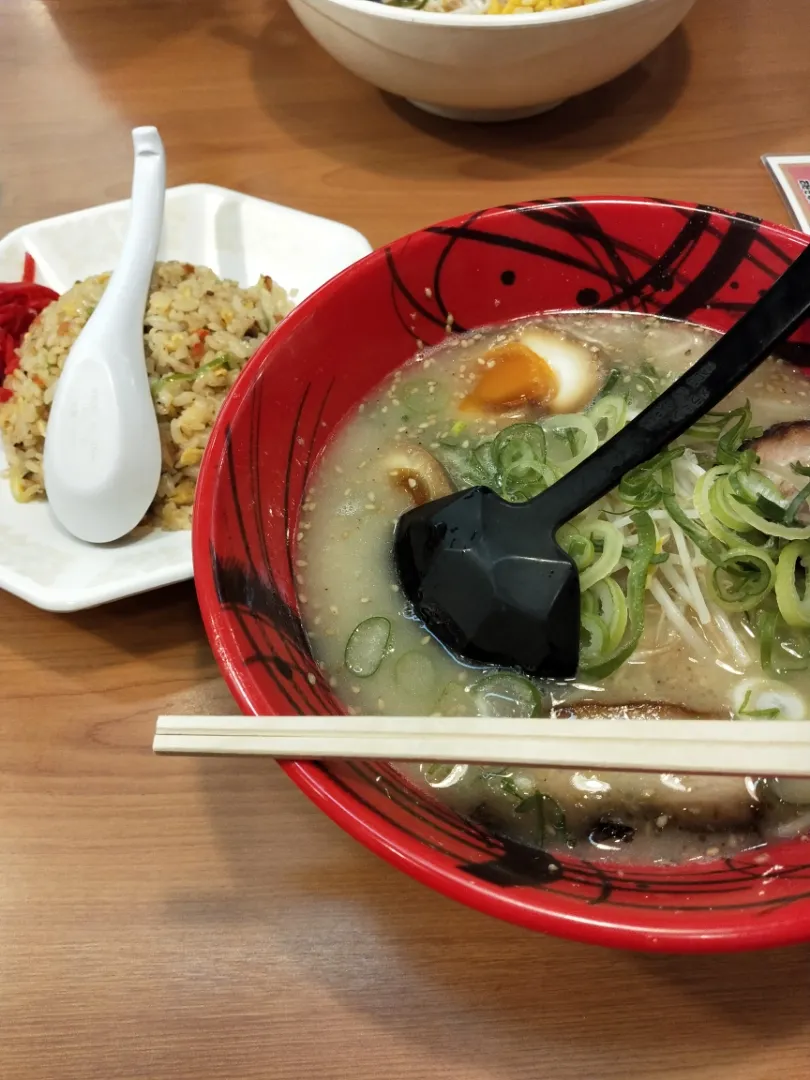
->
[749, 420, 810, 519]
[750, 420, 810, 472]
[524, 701, 758, 832]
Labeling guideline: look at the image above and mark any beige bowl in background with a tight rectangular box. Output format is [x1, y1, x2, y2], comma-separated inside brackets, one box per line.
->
[286, 0, 697, 122]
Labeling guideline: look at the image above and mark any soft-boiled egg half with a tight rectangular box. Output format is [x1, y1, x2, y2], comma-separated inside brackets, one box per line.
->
[461, 327, 602, 416]
[384, 443, 454, 506]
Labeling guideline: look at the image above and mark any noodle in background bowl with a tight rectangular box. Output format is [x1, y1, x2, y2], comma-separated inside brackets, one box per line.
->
[194, 197, 810, 953]
[285, 0, 697, 122]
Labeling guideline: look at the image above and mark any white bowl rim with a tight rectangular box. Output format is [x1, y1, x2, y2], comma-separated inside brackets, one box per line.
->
[299, 0, 660, 30]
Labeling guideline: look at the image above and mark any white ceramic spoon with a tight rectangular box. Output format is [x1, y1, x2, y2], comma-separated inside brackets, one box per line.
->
[43, 126, 166, 544]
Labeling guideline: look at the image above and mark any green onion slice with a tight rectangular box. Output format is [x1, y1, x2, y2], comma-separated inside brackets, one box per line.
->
[775, 540, 810, 627]
[707, 545, 776, 613]
[581, 511, 656, 679]
[542, 414, 599, 473]
[492, 423, 550, 501]
[587, 393, 628, 442]
[469, 673, 544, 719]
[578, 521, 624, 592]
[344, 617, 391, 677]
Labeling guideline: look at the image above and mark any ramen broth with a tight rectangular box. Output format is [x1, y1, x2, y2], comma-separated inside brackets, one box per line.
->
[297, 312, 810, 863]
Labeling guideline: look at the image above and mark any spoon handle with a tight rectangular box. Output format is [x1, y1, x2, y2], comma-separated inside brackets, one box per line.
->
[95, 126, 166, 328]
[537, 240, 810, 528]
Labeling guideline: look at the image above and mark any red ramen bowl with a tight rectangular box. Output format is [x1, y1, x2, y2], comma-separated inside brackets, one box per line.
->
[194, 197, 810, 953]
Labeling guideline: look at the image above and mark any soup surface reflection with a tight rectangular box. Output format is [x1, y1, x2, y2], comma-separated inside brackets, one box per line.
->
[298, 312, 810, 864]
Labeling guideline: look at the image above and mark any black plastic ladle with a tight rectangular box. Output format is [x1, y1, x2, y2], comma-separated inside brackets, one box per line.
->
[394, 242, 810, 680]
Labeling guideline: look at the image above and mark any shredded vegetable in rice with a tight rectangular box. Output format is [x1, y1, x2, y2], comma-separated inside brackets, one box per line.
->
[0, 261, 291, 530]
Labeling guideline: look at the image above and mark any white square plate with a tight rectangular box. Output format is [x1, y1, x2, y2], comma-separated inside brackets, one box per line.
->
[0, 183, 372, 612]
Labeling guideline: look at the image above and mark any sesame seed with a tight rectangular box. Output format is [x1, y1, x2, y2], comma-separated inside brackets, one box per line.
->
[360, 597, 371, 604]
[352, 686, 361, 695]
[329, 605, 339, 615]
[307, 673, 317, 685]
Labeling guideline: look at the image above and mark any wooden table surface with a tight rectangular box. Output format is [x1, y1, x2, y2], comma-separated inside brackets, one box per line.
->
[3, 0, 810, 1076]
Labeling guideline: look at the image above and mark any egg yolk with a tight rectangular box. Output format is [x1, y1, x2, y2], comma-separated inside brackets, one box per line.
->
[460, 341, 557, 413]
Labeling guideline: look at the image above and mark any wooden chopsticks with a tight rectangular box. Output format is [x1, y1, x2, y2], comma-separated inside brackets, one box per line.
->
[154, 714, 810, 777]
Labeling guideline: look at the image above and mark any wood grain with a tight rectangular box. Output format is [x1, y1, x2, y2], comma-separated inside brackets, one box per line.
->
[2, 0, 810, 1076]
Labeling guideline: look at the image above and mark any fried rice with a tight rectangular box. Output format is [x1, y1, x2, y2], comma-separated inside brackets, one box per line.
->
[0, 261, 291, 530]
